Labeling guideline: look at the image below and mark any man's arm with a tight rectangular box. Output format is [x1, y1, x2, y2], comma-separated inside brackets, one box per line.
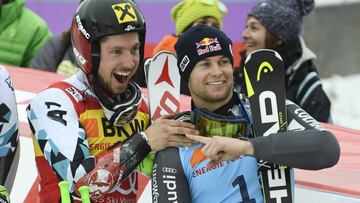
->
[187, 101, 340, 170]
[152, 147, 191, 203]
[249, 100, 340, 170]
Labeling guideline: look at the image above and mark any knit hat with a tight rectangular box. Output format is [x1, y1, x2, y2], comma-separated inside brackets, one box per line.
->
[248, 0, 315, 42]
[175, 24, 233, 85]
[171, 0, 228, 36]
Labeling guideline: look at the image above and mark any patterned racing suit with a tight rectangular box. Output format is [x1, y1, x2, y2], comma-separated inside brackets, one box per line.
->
[0, 66, 20, 193]
[27, 71, 152, 202]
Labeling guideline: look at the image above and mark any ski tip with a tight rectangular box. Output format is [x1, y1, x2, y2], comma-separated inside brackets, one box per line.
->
[152, 50, 177, 61]
[245, 49, 283, 63]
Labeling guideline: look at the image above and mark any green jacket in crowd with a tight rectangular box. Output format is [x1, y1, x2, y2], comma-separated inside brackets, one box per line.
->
[0, 0, 52, 67]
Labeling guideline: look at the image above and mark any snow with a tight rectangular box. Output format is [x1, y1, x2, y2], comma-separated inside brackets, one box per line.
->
[322, 74, 360, 130]
[315, 0, 360, 7]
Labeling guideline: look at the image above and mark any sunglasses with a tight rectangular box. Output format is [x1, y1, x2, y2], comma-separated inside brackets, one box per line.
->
[191, 108, 249, 138]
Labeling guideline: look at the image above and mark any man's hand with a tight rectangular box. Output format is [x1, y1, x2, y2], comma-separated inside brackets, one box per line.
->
[145, 115, 199, 151]
[185, 134, 254, 168]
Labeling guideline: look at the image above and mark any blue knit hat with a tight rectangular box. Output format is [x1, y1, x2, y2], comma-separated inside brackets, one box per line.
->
[248, 0, 315, 42]
[175, 24, 233, 85]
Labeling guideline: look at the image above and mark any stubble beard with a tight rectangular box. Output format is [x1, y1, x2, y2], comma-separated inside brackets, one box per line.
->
[194, 85, 232, 107]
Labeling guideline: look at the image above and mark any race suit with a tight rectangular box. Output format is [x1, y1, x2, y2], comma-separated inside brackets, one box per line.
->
[27, 71, 152, 202]
[152, 92, 340, 203]
[0, 66, 20, 193]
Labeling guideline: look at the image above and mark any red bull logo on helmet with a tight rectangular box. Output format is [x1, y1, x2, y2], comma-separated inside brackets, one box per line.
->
[196, 37, 222, 56]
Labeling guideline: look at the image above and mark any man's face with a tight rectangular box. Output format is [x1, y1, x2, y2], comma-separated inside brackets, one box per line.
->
[242, 16, 267, 56]
[189, 55, 233, 109]
[97, 32, 140, 95]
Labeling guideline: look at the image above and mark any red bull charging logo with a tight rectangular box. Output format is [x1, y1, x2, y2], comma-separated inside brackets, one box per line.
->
[196, 37, 222, 56]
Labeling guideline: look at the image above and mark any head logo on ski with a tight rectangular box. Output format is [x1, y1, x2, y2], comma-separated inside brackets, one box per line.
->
[243, 49, 292, 203]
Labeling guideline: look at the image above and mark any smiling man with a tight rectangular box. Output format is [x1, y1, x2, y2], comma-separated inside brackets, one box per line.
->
[26, 0, 197, 202]
[152, 24, 339, 203]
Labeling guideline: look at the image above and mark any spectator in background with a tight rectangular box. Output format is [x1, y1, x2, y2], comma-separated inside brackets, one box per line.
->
[132, 0, 228, 95]
[233, 0, 332, 123]
[31, 29, 78, 76]
[153, 0, 227, 55]
[31, 0, 85, 76]
[0, 0, 52, 67]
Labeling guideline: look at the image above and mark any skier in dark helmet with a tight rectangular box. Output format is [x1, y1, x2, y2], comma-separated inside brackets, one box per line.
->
[26, 0, 197, 202]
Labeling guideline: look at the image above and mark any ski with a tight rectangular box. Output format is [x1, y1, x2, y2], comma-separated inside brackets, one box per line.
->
[146, 51, 181, 120]
[138, 51, 182, 203]
[243, 49, 293, 203]
[144, 58, 152, 88]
